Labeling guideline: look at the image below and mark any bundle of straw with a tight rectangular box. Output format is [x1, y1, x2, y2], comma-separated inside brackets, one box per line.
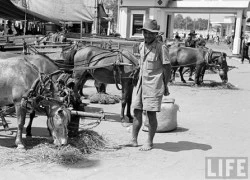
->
[89, 93, 121, 104]
[0, 130, 120, 166]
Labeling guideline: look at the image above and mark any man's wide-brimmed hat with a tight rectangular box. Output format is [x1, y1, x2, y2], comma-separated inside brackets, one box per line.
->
[189, 30, 197, 35]
[141, 19, 160, 33]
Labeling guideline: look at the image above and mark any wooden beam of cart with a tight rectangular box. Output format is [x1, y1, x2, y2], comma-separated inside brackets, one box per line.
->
[74, 62, 133, 71]
[70, 110, 105, 120]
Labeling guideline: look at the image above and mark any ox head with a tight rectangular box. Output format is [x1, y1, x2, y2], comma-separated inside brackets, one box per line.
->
[60, 44, 78, 65]
[217, 53, 228, 83]
[40, 99, 71, 146]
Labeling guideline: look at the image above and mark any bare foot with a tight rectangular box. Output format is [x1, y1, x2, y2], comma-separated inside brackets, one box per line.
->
[139, 143, 153, 151]
[124, 139, 138, 147]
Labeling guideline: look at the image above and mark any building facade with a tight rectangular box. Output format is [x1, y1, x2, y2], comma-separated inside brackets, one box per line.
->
[117, 0, 250, 55]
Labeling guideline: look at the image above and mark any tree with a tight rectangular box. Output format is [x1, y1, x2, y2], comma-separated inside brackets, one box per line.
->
[174, 14, 185, 29]
[174, 14, 210, 30]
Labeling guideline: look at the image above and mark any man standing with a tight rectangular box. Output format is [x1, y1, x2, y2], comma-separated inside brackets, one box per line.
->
[241, 35, 250, 64]
[129, 19, 171, 151]
[185, 30, 197, 48]
[4, 20, 17, 36]
[184, 30, 198, 81]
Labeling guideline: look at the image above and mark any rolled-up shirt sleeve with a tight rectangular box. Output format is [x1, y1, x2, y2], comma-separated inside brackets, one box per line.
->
[162, 44, 170, 65]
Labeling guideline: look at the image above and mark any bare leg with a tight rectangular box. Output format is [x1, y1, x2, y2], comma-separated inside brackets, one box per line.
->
[128, 108, 143, 147]
[139, 111, 157, 151]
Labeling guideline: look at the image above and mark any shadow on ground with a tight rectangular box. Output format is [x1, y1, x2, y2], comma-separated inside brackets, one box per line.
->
[154, 141, 212, 152]
[0, 127, 50, 148]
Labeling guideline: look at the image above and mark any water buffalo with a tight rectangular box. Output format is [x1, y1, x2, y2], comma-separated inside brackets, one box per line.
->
[0, 56, 71, 149]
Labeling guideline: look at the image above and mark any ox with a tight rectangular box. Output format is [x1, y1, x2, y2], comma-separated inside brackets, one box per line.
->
[0, 55, 71, 149]
[60, 45, 139, 123]
[169, 46, 228, 85]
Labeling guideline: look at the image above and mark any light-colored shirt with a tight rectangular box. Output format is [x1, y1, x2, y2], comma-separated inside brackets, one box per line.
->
[137, 40, 170, 98]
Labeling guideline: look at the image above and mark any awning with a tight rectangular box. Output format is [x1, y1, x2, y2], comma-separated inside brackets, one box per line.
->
[13, 0, 95, 23]
[0, 0, 101, 24]
[0, 0, 60, 24]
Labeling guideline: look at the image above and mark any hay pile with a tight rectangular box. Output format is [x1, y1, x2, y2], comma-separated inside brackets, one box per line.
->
[202, 82, 239, 90]
[89, 93, 121, 104]
[0, 130, 119, 166]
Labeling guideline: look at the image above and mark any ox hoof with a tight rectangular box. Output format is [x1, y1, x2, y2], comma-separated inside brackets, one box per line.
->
[16, 144, 25, 150]
[188, 78, 194, 81]
[26, 135, 32, 139]
[121, 119, 132, 127]
[181, 80, 186, 83]
[194, 84, 201, 87]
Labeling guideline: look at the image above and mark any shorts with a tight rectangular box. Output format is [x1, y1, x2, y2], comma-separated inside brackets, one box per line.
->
[132, 84, 163, 112]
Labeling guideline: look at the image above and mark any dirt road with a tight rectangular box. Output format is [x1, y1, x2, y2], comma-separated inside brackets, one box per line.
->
[0, 55, 249, 180]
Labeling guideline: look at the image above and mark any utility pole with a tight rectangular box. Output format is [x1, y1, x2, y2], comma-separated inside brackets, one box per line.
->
[92, 0, 99, 35]
[23, 0, 27, 35]
[186, 18, 187, 30]
[207, 14, 210, 35]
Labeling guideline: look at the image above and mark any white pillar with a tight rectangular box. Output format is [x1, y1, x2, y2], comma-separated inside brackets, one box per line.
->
[159, 11, 168, 41]
[118, 7, 128, 38]
[92, 0, 98, 35]
[168, 13, 174, 39]
[80, 21, 83, 38]
[107, 20, 111, 36]
[233, 10, 243, 55]
[149, 8, 169, 40]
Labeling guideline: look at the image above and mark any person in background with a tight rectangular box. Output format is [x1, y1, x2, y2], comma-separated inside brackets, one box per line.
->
[185, 30, 197, 48]
[241, 34, 250, 64]
[197, 34, 206, 47]
[128, 19, 171, 151]
[175, 32, 181, 41]
[206, 34, 210, 41]
[184, 30, 198, 81]
[4, 20, 17, 36]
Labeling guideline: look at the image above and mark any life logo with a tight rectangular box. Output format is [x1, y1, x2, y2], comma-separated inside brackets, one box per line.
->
[205, 157, 248, 179]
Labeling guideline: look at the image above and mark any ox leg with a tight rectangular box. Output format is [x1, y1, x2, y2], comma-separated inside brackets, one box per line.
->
[73, 71, 88, 103]
[1, 114, 13, 135]
[188, 67, 195, 81]
[199, 64, 207, 84]
[195, 64, 204, 85]
[126, 80, 134, 123]
[121, 84, 127, 123]
[94, 80, 107, 93]
[171, 67, 178, 83]
[121, 80, 133, 123]
[26, 110, 35, 137]
[70, 71, 87, 137]
[179, 67, 186, 83]
[15, 103, 26, 149]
